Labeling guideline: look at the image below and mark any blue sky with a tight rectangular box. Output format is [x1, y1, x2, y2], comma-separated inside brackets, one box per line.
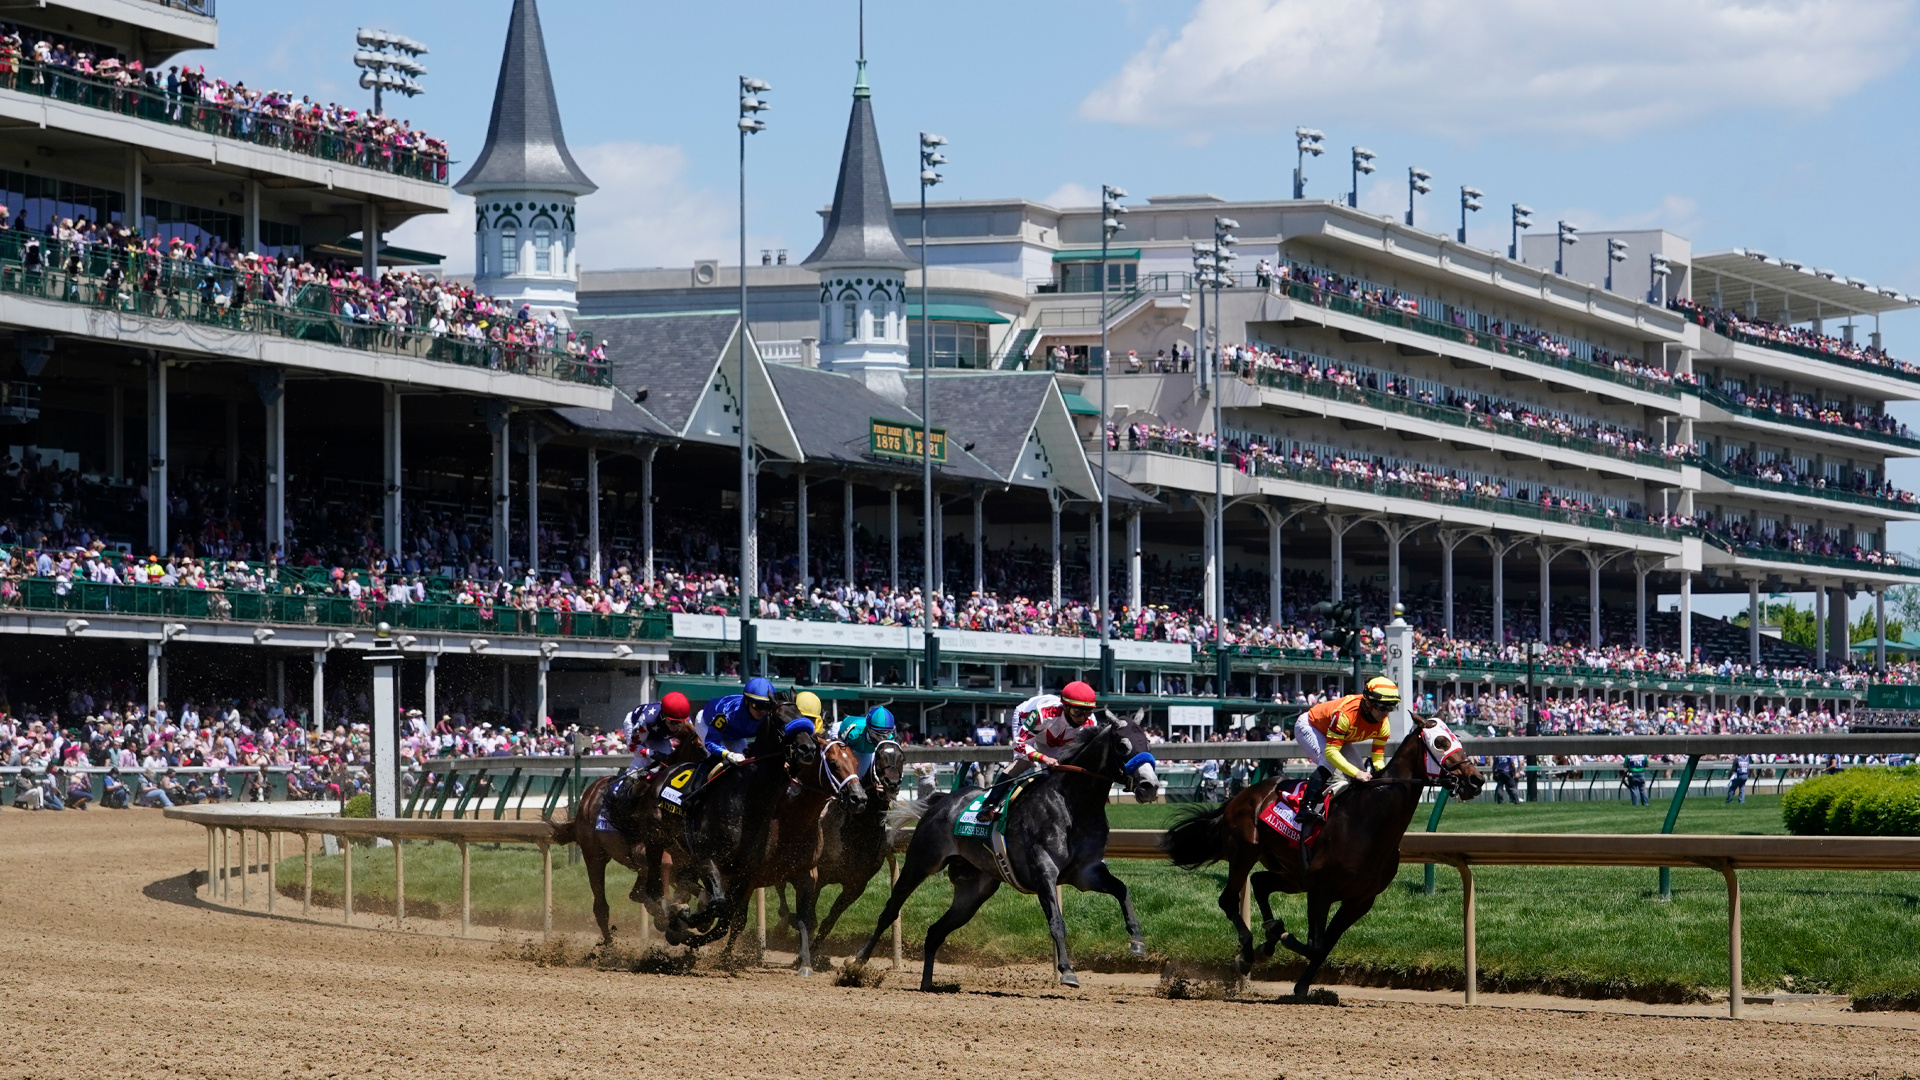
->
[191, 0, 1920, 573]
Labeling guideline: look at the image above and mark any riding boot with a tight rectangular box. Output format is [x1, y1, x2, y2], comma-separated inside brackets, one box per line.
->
[1296, 768, 1330, 827]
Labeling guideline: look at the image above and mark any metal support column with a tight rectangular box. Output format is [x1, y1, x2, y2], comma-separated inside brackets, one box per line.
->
[1750, 579, 1762, 666]
[844, 480, 856, 585]
[311, 650, 326, 733]
[973, 490, 986, 597]
[888, 487, 900, 593]
[795, 471, 809, 588]
[1679, 573, 1693, 660]
[586, 446, 601, 585]
[486, 404, 510, 569]
[362, 201, 379, 280]
[1127, 509, 1142, 613]
[1050, 492, 1063, 609]
[641, 444, 657, 585]
[146, 642, 162, 717]
[1267, 510, 1284, 627]
[1328, 516, 1345, 602]
[526, 425, 540, 573]
[147, 357, 168, 553]
[258, 370, 285, 554]
[382, 385, 402, 557]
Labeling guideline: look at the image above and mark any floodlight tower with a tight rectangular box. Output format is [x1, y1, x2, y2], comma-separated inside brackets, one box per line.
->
[354, 28, 429, 115]
[1292, 127, 1324, 199]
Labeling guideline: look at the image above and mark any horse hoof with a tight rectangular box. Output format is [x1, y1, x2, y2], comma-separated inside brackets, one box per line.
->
[798, 967, 813, 978]
[1059, 971, 1080, 988]
[1129, 941, 1146, 959]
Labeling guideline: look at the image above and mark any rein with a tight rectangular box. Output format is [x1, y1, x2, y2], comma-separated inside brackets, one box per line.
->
[813, 739, 857, 794]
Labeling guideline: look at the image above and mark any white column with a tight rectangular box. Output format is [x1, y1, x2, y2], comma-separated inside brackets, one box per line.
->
[641, 445, 657, 585]
[245, 178, 261, 254]
[844, 481, 856, 585]
[1490, 541, 1506, 645]
[973, 490, 987, 597]
[1876, 589, 1887, 673]
[1267, 510, 1284, 626]
[311, 650, 327, 733]
[526, 426, 539, 573]
[147, 358, 168, 553]
[424, 653, 438, 723]
[260, 372, 285, 554]
[124, 146, 143, 235]
[362, 201, 379, 280]
[889, 487, 900, 593]
[1328, 518, 1345, 602]
[1679, 573, 1693, 661]
[488, 407, 510, 569]
[1126, 509, 1142, 614]
[536, 658, 550, 729]
[1200, 503, 1218, 619]
[1539, 545, 1553, 644]
[1440, 533, 1458, 637]
[1386, 527, 1403, 610]
[1051, 493, 1063, 609]
[1385, 614, 1413, 743]
[586, 446, 601, 585]
[1636, 565, 1649, 649]
[146, 642, 162, 718]
[382, 386, 402, 558]
[1749, 579, 1762, 665]
[1814, 585, 1827, 669]
[1589, 555, 1601, 649]
[369, 644, 399, 819]
[795, 472, 809, 589]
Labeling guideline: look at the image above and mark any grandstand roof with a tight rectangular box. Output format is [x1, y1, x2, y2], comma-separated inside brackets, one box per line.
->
[802, 61, 912, 269]
[582, 311, 740, 435]
[765, 365, 1001, 483]
[550, 390, 674, 440]
[926, 372, 1100, 500]
[454, 0, 597, 197]
[1691, 250, 1918, 319]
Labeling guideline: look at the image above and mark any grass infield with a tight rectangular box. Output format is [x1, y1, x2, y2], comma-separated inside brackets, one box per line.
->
[275, 793, 1920, 1003]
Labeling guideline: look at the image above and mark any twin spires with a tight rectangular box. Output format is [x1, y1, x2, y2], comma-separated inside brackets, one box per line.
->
[803, 59, 911, 270]
[455, 0, 595, 197]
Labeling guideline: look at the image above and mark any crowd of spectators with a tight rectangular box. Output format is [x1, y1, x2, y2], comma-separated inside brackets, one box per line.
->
[1670, 297, 1911, 375]
[1713, 449, 1912, 505]
[1706, 380, 1913, 442]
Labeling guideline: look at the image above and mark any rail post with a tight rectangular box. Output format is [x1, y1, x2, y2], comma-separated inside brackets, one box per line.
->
[1704, 858, 1743, 1018]
[343, 837, 354, 925]
[756, 887, 767, 951]
[1657, 753, 1702, 900]
[1457, 857, 1476, 1005]
[205, 826, 216, 900]
[393, 836, 405, 930]
[492, 767, 523, 820]
[890, 854, 903, 968]
[1423, 787, 1451, 895]
[540, 842, 553, 938]
[541, 767, 571, 821]
[459, 840, 471, 938]
[240, 830, 249, 907]
[430, 767, 460, 818]
[301, 832, 312, 916]
[265, 831, 276, 914]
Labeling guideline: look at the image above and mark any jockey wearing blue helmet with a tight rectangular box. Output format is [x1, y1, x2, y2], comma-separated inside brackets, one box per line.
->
[700, 676, 779, 763]
[832, 705, 897, 778]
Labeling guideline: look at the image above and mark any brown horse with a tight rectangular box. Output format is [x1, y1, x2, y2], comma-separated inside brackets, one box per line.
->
[776, 738, 905, 945]
[1163, 716, 1483, 996]
[744, 736, 867, 974]
[547, 714, 703, 946]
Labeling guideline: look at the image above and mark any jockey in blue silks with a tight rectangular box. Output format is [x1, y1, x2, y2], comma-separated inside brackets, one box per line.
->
[700, 676, 779, 763]
[832, 705, 897, 778]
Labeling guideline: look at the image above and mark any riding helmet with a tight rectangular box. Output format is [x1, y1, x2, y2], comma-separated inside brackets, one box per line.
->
[1363, 676, 1402, 707]
[743, 676, 776, 703]
[795, 690, 824, 721]
[1061, 680, 1098, 709]
[866, 705, 895, 731]
[659, 691, 692, 721]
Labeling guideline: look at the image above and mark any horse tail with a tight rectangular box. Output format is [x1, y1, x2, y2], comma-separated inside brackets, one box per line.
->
[887, 792, 945, 831]
[547, 814, 576, 847]
[1162, 803, 1229, 869]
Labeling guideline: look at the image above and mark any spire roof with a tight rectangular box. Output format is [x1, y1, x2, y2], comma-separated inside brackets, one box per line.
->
[454, 0, 596, 197]
[802, 61, 912, 269]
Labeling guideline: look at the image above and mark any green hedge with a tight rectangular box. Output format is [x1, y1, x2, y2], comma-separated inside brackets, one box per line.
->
[1782, 767, 1920, 836]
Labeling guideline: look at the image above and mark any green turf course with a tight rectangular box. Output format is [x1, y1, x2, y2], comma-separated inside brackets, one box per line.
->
[277, 793, 1920, 1001]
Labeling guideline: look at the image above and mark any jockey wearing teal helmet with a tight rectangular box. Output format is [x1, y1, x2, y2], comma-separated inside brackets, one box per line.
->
[833, 705, 897, 778]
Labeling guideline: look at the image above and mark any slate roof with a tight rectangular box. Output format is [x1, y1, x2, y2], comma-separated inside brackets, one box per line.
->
[764, 364, 1001, 484]
[551, 391, 674, 440]
[572, 312, 739, 435]
[454, 0, 597, 196]
[923, 372, 1056, 482]
[801, 63, 912, 269]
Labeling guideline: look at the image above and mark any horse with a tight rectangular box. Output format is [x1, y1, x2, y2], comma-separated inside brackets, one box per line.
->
[776, 737, 905, 946]
[848, 713, 1160, 990]
[666, 699, 846, 967]
[740, 734, 867, 974]
[1162, 715, 1484, 997]
[546, 713, 704, 946]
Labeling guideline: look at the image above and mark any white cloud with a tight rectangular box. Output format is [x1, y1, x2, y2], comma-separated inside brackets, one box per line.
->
[1083, 0, 1915, 139]
[1042, 181, 1100, 208]
[387, 141, 749, 274]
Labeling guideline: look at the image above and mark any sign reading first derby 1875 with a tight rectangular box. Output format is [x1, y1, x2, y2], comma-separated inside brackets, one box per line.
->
[869, 418, 948, 463]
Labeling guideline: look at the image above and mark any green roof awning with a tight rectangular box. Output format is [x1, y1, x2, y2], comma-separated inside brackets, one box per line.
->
[312, 236, 445, 268]
[1060, 392, 1100, 416]
[1851, 635, 1920, 652]
[1052, 248, 1140, 263]
[904, 303, 1011, 324]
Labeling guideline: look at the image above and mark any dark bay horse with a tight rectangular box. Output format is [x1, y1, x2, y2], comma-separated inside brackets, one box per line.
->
[741, 734, 867, 974]
[1163, 716, 1484, 996]
[778, 737, 905, 945]
[849, 715, 1160, 990]
[547, 713, 703, 946]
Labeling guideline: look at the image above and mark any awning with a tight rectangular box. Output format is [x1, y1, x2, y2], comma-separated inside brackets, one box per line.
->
[1060, 392, 1100, 416]
[904, 303, 1010, 324]
[312, 236, 446, 268]
[1052, 248, 1140, 263]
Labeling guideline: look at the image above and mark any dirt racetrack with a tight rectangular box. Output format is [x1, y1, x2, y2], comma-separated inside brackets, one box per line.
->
[5, 810, 1919, 1080]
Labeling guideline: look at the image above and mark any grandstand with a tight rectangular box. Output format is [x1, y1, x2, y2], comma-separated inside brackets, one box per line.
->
[0, 0, 1913, 743]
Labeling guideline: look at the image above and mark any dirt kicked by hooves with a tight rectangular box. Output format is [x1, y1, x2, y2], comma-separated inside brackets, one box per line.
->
[4, 810, 1920, 1080]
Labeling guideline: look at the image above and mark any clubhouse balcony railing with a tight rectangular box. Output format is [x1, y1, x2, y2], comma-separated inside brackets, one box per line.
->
[1229, 359, 1682, 471]
[0, 62, 446, 184]
[1, 577, 672, 642]
[0, 231, 610, 386]
[1693, 456, 1920, 514]
[1275, 277, 1682, 398]
[144, 0, 216, 14]
[1679, 306, 1920, 389]
[1123, 438, 1679, 541]
[1684, 383, 1920, 454]
[1698, 529, 1920, 578]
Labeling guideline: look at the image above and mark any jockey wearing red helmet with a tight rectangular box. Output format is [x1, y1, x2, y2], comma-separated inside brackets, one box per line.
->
[622, 691, 694, 770]
[1011, 680, 1100, 770]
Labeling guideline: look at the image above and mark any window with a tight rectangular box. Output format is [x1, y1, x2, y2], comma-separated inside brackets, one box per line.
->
[910, 320, 993, 369]
[500, 229, 519, 275]
[1055, 260, 1138, 293]
[843, 300, 859, 341]
[534, 228, 552, 274]
[478, 238, 488, 276]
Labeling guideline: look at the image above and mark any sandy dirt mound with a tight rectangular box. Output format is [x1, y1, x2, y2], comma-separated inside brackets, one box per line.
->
[3, 810, 1917, 1080]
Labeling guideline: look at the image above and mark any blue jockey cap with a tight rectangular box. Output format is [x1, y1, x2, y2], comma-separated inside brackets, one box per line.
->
[782, 718, 815, 737]
[743, 676, 775, 702]
[866, 706, 895, 731]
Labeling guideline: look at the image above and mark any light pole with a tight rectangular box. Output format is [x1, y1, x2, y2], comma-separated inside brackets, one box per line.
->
[1605, 237, 1628, 291]
[919, 132, 946, 688]
[1555, 220, 1579, 275]
[1509, 203, 1533, 260]
[1211, 217, 1238, 697]
[1457, 186, 1482, 244]
[1098, 183, 1128, 692]
[1348, 146, 1375, 208]
[1405, 167, 1431, 228]
[1291, 127, 1324, 199]
[353, 28, 428, 116]
[737, 75, 769, 675]
[1524, 640, 1546, 800]
[1649, 253, 1672, 305]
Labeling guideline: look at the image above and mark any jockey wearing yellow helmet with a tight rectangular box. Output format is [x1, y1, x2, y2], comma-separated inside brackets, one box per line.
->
[1295, 676, 1400, 825]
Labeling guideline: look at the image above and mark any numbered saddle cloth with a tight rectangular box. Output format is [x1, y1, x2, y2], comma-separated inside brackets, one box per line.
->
[655, 761, 703, 815]
[1257, 779, 1330, 847]
[953, 776, 1039, 893]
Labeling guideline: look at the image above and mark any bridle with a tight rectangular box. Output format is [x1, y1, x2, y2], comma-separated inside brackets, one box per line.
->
[808, 738, 859, 797]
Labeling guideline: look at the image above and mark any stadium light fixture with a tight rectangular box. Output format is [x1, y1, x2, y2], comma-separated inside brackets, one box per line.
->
[1648, 253, 1671, 305]
[353, 27, 429, 114]
[1348, 147, 1375, 208]
[918, 131, 954, 685]
[1605, 237, 1629, 291]
[1555, 221, 1579, 275]
[1509, 203, 1533, 260]
[1091, 181, 1130, 690]
[1405, 167, 1431, 228]
[1292, 127, 1325, 199]
[736, 75, 771, 678]
[1458, 186, 1483, 245]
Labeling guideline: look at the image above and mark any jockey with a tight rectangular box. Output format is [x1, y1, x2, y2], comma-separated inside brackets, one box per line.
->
[833, 705, 897, 778]
[1295, 676, 1399, 827]
[621, 691, 693, 772]
[796, 690, 826, 735]
[1011, 681, 1100, 770]
[700, 676, 778, 764]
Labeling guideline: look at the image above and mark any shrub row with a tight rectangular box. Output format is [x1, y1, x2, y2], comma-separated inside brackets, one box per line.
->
[1781, 767, 1920, 836]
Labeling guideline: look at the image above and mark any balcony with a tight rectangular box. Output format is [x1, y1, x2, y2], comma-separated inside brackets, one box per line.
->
[1685, 384, 1920, 455]
[0, 230, 610, 388]
[1701, 530, 1920, 580]
[1693, 456, 1920, 516]
[1673, 300, 1920, 391]
[0, 62, 447, 185]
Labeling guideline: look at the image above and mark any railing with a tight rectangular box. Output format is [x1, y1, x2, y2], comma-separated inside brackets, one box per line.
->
[0, 378, 36, 420]
[1685, 384, 1920, 453]
[1694, 456, 1920, 513]
[1233, 361, 1681, 470]
[1275, 277, 1682, 398]
[1694, 314, 1920, 388]
[148, 0, 216, 14]
[0, 231, 610, 386]
[0, 62, 447, 184]
[1698, 529, 1920, 578]
[1123, 438, 1681, 541]
[2, 577, 673, 641]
